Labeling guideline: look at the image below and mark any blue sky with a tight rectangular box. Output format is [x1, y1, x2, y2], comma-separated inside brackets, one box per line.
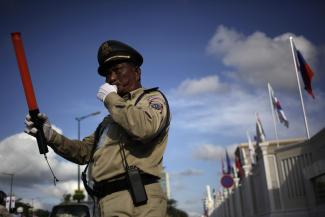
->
[1, 1, 325, 216]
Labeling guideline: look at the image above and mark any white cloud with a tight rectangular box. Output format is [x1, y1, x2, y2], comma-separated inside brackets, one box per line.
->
[0, 132, 84, 209]
[173, 75, 229, 96]
[173, 169, 204, 177]
[192, 144, 237, 161]
[169, 85, 271, 136]
[170, 80, 325, 142]
[192, 144, 224, 161]
[0, 133, 76, 184]
[206, 25, 318, 91]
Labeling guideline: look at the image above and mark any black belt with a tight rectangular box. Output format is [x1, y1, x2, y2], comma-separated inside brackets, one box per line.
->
[93, 173, 159, 199]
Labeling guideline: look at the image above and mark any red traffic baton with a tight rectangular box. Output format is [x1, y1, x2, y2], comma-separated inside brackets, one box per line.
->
[11, 32, 49, 154]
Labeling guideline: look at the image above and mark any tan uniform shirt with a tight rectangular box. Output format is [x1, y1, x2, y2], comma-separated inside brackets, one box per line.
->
[49, 87, 169, 182]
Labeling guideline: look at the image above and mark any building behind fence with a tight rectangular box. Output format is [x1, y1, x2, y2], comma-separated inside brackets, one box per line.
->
[209, 128, 325, 217]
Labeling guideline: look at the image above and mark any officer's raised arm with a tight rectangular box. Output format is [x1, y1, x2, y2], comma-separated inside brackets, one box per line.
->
[102, 89, 169, 142]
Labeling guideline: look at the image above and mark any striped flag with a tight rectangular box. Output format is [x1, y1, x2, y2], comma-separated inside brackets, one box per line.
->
[294, 46, 315, 98]
[269, 84, 289, 128]
[255, 113, 266, 143]
[290, 37, 312, 139]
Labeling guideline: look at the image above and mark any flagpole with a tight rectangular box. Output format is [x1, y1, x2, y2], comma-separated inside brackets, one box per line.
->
[289, 36, 310, 139]
[267, 83, 280, 147]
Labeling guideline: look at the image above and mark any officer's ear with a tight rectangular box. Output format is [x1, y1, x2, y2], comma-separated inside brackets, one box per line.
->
[135, 67, 141, 82]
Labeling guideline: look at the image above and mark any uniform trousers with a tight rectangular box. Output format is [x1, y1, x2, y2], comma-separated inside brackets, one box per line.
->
[99, 182, 167, 217]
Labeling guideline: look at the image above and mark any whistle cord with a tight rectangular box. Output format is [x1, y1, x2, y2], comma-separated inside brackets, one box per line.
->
[43, 154, 60, 185]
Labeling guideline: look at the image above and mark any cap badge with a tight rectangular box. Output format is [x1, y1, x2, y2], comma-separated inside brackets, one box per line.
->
[101, 42, 113, 55]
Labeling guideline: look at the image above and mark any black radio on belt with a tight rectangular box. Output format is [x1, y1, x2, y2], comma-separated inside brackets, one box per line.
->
[126, 166, 148, 206]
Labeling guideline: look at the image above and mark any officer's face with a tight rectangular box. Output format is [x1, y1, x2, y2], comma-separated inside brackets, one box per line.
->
[105, 62, 141, 96]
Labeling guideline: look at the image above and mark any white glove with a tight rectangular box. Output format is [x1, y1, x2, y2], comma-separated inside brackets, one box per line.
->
[97, 83, 117, 102]
[24, 113, 54, 141]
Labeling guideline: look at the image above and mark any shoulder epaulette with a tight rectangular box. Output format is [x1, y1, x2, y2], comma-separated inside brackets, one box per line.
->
[143, 87, 159, 93]
[135, 87, 159, 106]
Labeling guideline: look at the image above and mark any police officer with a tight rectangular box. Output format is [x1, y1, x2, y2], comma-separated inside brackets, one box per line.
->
[25, 40, 170, 217]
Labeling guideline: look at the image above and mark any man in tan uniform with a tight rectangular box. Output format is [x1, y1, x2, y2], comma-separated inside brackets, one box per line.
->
[25, 40, 170, 217]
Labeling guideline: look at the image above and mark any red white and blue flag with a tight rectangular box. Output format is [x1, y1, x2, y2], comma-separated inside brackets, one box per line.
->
[269, 84, 289, 128]
[295, 46, 315, 98]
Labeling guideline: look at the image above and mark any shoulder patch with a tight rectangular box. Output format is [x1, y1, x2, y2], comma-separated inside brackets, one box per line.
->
[150, 102, 163, 111]
[147, 95, 164, 113]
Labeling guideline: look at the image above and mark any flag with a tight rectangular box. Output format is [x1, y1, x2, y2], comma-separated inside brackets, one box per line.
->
[246, 131, 256, 164]
[234, 147, 245, 178]
[225, 149, 232, 174]
[255, 113, 266, 143]
[235, 155, 244, 178]
[269, 84, 289, 127]
[221, 159, 226, 175]
[295, 46, 315, 98]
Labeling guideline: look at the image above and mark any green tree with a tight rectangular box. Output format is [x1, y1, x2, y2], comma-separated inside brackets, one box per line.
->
[62, 193, 72, 203]
[72, 189, 85, 202]
[167, 199, 188, 217]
